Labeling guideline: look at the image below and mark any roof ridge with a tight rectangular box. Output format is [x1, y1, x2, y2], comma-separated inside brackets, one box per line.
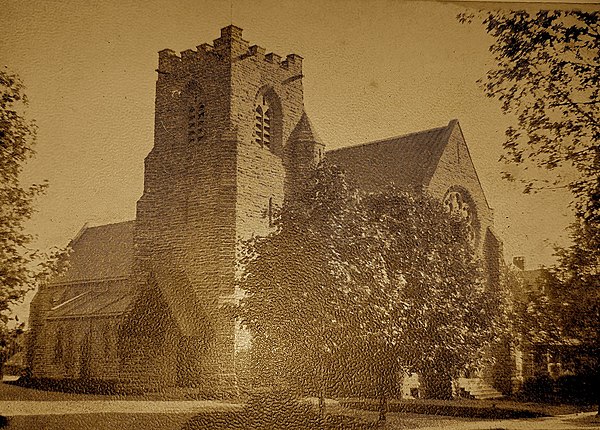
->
[83, 219, 135, 230]
[326, 123, 449, 154]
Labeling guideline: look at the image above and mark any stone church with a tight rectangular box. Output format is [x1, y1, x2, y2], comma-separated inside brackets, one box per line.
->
[27, 26, 504, 395]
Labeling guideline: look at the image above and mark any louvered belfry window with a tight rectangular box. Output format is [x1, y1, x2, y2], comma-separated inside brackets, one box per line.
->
[254, 96, 271, 147]
[188, 98, 205, 144]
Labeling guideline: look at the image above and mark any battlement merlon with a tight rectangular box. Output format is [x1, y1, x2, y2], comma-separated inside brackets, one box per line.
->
[157, 26, 303, 74]
[157, 49, 181, 74]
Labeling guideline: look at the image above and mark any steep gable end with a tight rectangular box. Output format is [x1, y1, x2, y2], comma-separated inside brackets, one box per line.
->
[426, 121, 492, 221]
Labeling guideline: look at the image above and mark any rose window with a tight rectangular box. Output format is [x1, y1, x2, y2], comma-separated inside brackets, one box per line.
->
[444, 190, 476, 241]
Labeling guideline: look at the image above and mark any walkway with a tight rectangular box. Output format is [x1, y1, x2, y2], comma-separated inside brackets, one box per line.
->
[0, 399, 241, 417]
[399, 412, 599, 430]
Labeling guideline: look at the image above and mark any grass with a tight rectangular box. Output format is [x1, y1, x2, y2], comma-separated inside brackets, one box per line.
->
[1, 382, 597, 430]
[0, 381, 121, 401]
[2, 413, 195, 430]
[0, 380, 238, 402]
[340, 397, 595, 418]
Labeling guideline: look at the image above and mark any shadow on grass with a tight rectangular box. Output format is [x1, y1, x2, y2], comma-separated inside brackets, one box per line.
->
[182, 411, 375, 430]
[8, 377, 122, 396]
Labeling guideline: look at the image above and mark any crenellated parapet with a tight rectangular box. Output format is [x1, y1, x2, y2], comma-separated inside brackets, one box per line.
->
[156, 25, 302, 75]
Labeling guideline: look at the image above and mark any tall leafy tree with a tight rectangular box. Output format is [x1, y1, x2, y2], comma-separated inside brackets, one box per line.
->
[237, 164, 366, 416]
[461, 10, 599, 222]
[0, 68, 62, 372]
[238, 164, 508, 418]
[461, 10, 599, 409]
[361, 190, 508, 402]
[552, 221, 599, 409]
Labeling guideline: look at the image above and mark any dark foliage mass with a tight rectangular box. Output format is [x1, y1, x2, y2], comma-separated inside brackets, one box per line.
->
[237, 164, 508, 408]
[461, 9, 599, 409]
[0, 69, 45, 319]
[0, 69, 66, 370]
[461, 11, 599, 222]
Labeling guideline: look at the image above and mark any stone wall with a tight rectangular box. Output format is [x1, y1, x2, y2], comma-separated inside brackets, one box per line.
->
[132, 26, 310, 394]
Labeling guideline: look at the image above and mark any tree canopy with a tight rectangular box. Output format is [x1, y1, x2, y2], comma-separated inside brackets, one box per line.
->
[237, 164, 508, 403]
[462, 10, 599, 406]
[461, 10, 599, 224]
[0, 69, 61, 327]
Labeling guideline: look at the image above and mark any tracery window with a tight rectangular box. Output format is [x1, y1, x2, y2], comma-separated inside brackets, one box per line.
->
[188, 98, 205, 144]
[254, 96, 271, 147]
[443, 189, 476, 242]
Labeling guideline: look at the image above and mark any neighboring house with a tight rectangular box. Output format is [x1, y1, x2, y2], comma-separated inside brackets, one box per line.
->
[512, 258, 590, 385]
[27, 25, 505, 395]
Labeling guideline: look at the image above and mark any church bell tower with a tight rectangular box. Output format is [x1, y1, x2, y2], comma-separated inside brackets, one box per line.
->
[131, 26, 322, 393]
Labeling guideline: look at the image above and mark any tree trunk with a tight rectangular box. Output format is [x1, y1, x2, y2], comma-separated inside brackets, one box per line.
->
[319, 356, 326, 422]
[377, 366, 388, 424]
[378, 392, 387, 423]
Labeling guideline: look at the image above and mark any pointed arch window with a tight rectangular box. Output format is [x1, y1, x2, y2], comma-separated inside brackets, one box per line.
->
[254, 96, 271, 147]
[188, 98, 206, 144]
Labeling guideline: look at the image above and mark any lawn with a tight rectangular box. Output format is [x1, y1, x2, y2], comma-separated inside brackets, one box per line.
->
[1, 382, 597, 430]
[3, 413, 195, 430]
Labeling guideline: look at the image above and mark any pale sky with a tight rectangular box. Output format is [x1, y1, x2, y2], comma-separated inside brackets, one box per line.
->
[2, 0, 582, 319]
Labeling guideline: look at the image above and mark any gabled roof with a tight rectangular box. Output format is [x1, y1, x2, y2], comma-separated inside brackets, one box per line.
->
[326, 120, 456, 190]
[46, 284, 134, 319]
[52, 221, 135, 284]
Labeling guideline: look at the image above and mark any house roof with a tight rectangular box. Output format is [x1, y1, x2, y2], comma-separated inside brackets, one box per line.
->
[519, 268, 547, 291]
[46, 283, 134, 319]
[326, 120, 456, 190]
[52, 220, 135, 284]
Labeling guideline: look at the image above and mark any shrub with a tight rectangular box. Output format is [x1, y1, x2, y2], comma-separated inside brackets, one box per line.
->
[519, 375, 555, 403]
[555, 374, 599, 405]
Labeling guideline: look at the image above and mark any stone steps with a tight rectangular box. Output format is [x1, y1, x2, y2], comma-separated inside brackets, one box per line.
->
[457, 377, 504, 400]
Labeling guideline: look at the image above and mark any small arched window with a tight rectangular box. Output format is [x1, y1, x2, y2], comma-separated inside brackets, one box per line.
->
[188, 98, 205, 144]
[254, 96, 271, 147]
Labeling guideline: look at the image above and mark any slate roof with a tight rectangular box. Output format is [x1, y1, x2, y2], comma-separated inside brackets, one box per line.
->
[288, 112, 323, 145]
[47, 284, 134, 319]
[326, 120, 457, 191]
[52, 221, 135, 284]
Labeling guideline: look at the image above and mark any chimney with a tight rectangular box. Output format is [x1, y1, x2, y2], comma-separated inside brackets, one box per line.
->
[513, 256, 525, 271]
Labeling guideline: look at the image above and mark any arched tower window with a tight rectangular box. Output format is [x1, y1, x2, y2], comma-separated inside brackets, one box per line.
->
[188, 97, 206, 144]
[254, 96, 272, 148]
[443, 188, 478, 243]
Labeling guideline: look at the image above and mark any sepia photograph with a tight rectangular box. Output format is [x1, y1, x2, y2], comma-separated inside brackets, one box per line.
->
[0, 0, 598, 429]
